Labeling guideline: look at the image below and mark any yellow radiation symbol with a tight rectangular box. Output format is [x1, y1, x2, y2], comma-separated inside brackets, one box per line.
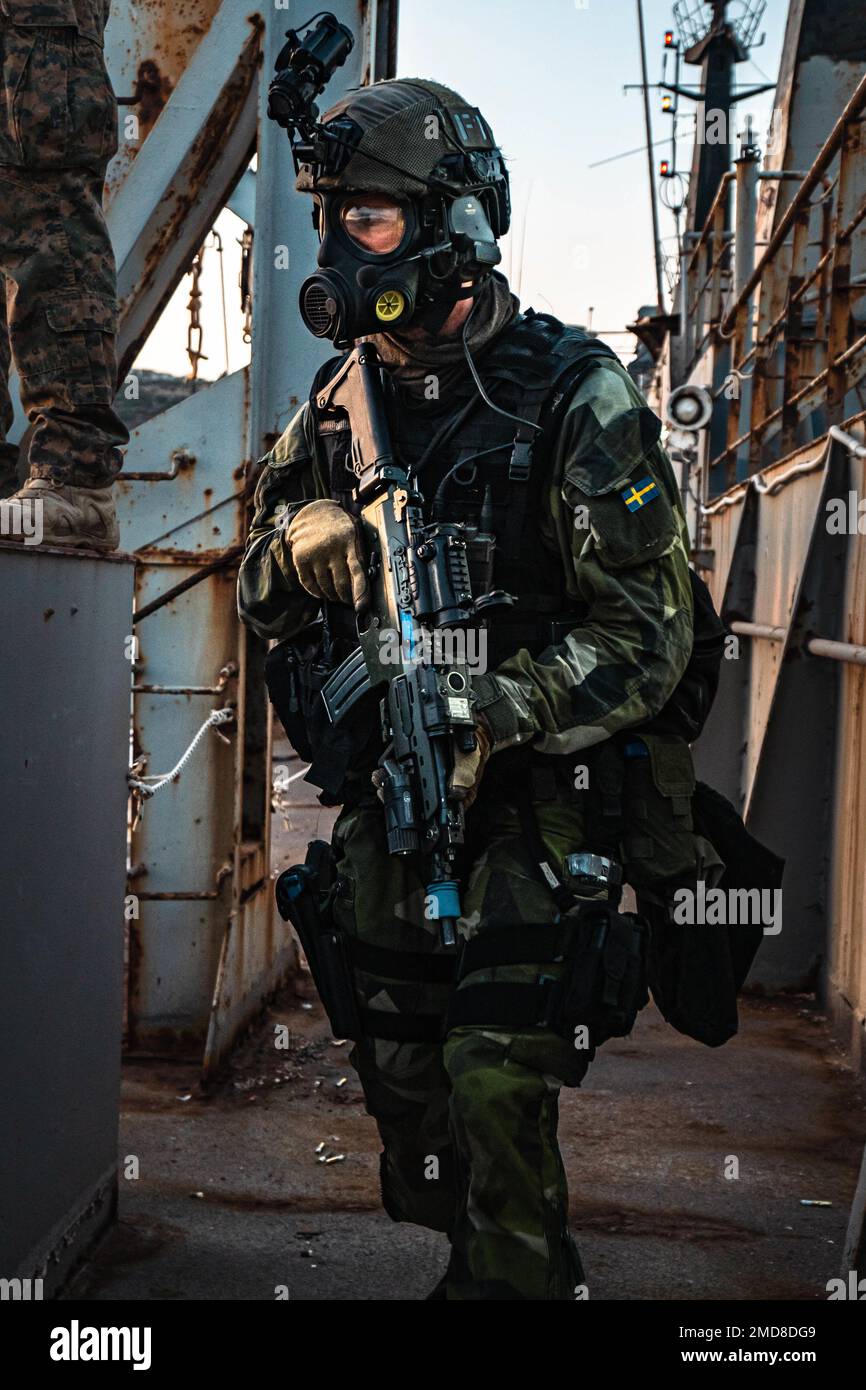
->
[375, 289, 406, 322]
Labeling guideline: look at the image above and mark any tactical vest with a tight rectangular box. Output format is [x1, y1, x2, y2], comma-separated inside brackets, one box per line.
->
[310, 310, 620, 668]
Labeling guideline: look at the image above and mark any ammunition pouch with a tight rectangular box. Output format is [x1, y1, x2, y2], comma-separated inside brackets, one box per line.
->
[265, 613, 380, 803]
[446, 906, 649, 1048]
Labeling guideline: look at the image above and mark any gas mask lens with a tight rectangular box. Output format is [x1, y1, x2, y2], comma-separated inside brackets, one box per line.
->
[300, 193, 420, 344]
[340, 195, 406, 255]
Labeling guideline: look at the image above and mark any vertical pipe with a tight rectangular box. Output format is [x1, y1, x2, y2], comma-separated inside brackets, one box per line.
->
[636, 0, 666, 313]
[734, 133, 759, 298]
[827, 119, 858, 424]
[733, 130, 759, 475]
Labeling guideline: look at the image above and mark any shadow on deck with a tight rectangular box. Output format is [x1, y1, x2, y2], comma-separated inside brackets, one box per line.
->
[66, 987, 865, 1302]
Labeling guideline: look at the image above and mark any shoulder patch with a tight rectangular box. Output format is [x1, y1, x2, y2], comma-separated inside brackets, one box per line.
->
[621, 476, 660, 512]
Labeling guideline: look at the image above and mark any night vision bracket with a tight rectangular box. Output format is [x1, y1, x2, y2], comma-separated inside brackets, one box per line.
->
[267, 11, 355, 174]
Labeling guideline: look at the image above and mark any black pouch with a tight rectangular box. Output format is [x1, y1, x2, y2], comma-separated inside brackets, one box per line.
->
[265, 617, 379, 801]
[641, 569, 727, 743]
[265, 619, 337, 765]
[275, 839, 363, 1041]
[448, 905, 649, 1049]
[640, 781, 785, 1048]
[556, 902, 649, 1047]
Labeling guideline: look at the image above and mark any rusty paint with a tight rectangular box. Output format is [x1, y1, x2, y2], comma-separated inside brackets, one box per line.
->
[107, 0, 226, 195]
[129, 59, 173, 142]
[699, 70, 866, 478]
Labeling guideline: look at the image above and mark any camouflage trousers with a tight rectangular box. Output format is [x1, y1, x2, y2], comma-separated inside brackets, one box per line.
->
[0, 164, 128, 490]
[331, 783, 597, 1301]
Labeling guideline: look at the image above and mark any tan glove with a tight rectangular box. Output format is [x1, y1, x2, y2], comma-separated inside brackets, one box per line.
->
[449, 715, 492, 811]
[284, 499, 368, 610]
[372, 716, 492, 810]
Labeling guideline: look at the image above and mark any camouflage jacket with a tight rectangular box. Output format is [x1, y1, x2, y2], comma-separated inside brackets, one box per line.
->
[238, 350, 694, 760]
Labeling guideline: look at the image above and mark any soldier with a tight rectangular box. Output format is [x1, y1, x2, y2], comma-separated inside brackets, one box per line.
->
[238, 79, 701, 1300]
[0, 0, 127, 549]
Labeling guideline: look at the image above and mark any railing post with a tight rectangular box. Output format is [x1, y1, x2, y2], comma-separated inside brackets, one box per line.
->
[781, 206, 812, 455]
[827, 117, 861, 423]
[728, 135, 760, 483]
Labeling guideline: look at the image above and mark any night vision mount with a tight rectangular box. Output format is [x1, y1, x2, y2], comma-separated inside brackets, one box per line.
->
[266, 11, 356, 176]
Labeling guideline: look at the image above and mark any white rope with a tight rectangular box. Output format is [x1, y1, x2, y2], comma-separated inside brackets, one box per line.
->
[128, 708, 234, 799]
[280, 763, 312, 785]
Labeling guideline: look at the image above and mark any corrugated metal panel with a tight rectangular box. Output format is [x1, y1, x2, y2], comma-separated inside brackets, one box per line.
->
[744, 458, 827, 803]
[829, 447, 866, 1064]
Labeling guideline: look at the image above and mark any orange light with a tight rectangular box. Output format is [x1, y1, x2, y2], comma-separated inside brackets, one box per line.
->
[660, 160, 671, 177]
[662, 95, 673, 111]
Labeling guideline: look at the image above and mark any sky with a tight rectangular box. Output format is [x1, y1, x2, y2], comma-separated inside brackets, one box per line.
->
[135, 0, 789, 379]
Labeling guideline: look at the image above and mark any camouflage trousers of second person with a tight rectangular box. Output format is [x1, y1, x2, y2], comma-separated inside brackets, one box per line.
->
[0, 163, 128, 492]
[330, 779, 601, 1301]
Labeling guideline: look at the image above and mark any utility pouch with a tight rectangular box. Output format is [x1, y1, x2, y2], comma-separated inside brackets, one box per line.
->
[265, 619, 333, 765]
[620, 733, 697, 888]
[466, 531, 496, 599]
[556, 902, 649, 1046]
[275, 838, 363, 1041]
[265, 615, 380, 801]
[448, 904, 649, 1049]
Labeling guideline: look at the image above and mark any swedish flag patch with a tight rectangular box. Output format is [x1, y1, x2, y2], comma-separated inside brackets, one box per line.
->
[621, 476, 660, 512]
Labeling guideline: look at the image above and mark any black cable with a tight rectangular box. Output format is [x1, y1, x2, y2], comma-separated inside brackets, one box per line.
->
[439, 441, 511, 477]
[430, 443, 515, 519]
[461, 300, 543, 435]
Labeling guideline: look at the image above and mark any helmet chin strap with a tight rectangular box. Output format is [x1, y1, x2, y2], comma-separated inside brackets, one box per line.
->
[413, 278, 485, 335]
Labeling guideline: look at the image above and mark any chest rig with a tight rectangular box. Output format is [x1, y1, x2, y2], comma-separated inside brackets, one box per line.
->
[310, 311, 619, 666]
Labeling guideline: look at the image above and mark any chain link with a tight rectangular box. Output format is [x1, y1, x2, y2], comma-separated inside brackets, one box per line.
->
[186, 245, 208, 380]
[239, 227, 254, 344]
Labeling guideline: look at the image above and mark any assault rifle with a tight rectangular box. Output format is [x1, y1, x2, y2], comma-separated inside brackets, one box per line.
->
[317, 344, 512, 945]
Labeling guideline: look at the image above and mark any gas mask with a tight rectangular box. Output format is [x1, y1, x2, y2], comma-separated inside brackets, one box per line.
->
[265, 15, 511, 350]
[300, 187, 503, 348]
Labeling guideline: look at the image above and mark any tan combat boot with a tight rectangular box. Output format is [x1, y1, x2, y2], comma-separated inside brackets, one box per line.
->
[0, 477, 119, 552]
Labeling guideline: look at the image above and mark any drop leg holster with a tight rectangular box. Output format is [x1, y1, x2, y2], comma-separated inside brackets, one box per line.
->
[446, 783, 649, 1047]
[276, 838, 457, 1043]
[275, 839, 365, 1041]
